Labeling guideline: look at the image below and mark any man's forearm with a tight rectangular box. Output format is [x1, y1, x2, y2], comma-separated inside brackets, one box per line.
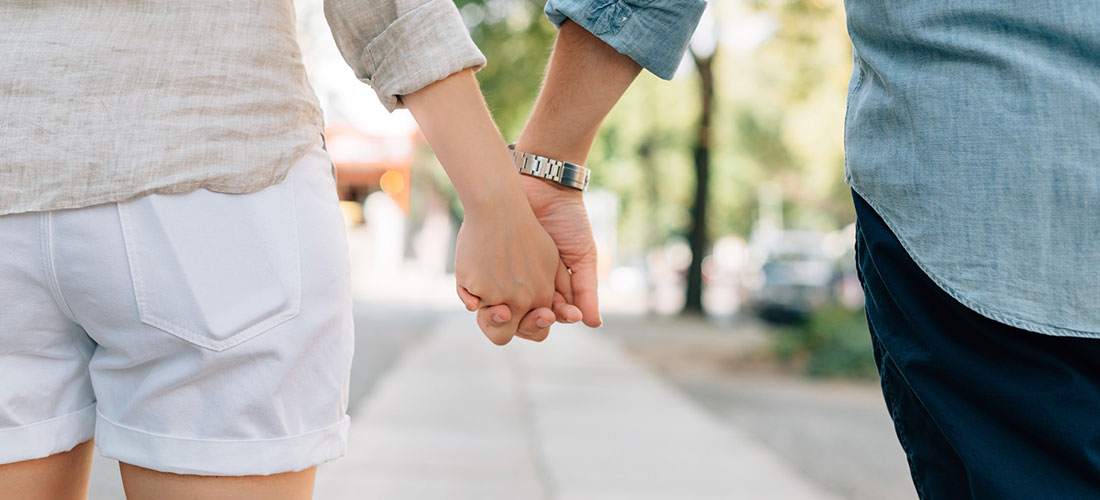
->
[514, 20, 642, 164]
[511, 20, 641, 329]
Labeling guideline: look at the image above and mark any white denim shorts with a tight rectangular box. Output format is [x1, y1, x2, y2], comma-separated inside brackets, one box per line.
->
[0, 140, 353, 475]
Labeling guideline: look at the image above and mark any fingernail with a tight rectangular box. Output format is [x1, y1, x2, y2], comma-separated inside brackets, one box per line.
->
[536, 318, 551, 329]
[492, 314, 505, 324]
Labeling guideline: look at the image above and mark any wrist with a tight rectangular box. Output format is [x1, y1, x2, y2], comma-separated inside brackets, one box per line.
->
[509, 144, 591, 192]
[445, 142, 528, 212]
[519, 172, 582, 197]
[458, 172, 531, 218]
[519, 174, 583, 217]
[514, 129, 596, 166]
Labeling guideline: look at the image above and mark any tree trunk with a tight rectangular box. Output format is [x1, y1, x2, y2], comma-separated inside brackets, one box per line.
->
[683, 50, 715, 315]
[637, 133, 661, 314]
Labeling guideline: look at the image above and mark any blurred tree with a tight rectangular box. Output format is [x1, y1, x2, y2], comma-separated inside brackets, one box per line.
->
[423, 0, 853, 302]
[454, 0, 557, 138]
[683, 46, 716, 315]
[719, 0, 853, 229]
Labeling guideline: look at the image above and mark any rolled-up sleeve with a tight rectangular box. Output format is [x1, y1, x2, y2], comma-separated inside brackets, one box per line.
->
[544, 0, 706, 80]
[325, 0, 487, 111]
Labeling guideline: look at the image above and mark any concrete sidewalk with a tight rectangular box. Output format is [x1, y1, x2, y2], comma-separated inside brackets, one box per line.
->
[314, 314, 839, 500]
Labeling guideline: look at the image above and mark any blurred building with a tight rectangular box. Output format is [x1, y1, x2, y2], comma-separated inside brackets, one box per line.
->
[325, 122, 414, 216]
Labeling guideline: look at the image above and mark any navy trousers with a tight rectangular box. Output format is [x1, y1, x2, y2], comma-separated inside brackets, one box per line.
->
[853, 192, 1100, 500]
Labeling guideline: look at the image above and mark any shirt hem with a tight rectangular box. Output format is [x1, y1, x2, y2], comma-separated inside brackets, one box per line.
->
[849, 182, 1100, 339]
[1, 124, 325, 216]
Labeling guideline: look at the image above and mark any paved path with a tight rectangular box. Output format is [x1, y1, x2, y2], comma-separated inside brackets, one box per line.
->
[598, 315, 916, 500]
[314, 315, 839, 500]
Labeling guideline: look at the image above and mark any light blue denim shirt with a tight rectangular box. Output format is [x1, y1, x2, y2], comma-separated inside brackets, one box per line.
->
[552, 1, 1099, 337]
[544, 0, 706, 80]
[845, 2, 1100, 337]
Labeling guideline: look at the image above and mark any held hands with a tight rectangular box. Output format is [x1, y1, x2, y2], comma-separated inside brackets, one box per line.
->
[399, 65, 609, 344]
[401, 15, 636, 345]
[453, 188, 578, 345]
[400, 69, 581, 345]
[450, 16, 641, 338]
[456, 174, 600, 344]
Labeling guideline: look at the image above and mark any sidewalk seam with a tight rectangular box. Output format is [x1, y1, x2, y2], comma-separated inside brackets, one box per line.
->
[507, 353, 556, 500]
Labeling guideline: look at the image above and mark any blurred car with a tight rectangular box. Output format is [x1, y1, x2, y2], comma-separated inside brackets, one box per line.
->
[746, 230, 834, 323]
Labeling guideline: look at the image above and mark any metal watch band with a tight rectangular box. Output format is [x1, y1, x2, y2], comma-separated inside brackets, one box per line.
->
[507, 144, 590, 191]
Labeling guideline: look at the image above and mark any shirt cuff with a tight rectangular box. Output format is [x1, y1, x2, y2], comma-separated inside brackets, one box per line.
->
[544, 0, 706, 80]
[361, 0, 487, 111]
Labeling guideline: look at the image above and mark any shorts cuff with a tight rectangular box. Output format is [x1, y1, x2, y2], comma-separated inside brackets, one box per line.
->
[95, 410, 350, 476]
[0, 403, 96, 465]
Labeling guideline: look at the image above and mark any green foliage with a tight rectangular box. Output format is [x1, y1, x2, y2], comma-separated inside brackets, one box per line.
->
[457, 0, 557, 138]
[404, 0, 556, 220]
[714, 0, 854, 233]
[594, 72, 700, 253]
[415, 0, 857, 256]
[772, 306, 878, 379]
[592, 0, 855, 256]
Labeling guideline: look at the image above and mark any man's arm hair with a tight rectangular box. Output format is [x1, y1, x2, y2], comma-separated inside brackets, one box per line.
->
[514, 20, 642, 163]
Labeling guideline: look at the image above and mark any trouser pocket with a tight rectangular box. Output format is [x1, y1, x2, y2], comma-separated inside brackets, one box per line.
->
[116, 180, 301, 351]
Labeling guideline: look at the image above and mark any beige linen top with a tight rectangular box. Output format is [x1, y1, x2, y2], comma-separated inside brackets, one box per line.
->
[0, 0, 485, 215]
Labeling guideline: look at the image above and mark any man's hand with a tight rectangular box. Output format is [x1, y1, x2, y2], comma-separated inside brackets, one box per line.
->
[500, 20, 641, 329]
[518, 175, 602, 327]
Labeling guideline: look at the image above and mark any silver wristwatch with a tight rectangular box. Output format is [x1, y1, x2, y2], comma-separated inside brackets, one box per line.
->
[507, 144, 590, 191]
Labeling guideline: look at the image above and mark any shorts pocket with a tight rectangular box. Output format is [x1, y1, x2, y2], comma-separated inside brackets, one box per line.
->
[116, 181, 301, 351]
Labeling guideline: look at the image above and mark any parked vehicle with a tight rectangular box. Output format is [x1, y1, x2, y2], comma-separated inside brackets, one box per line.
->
[746, 230, 834, 323]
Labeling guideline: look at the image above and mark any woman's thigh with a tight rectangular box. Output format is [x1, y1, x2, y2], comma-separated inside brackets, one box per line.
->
[119, 463, 316, 500]
[0, 440, 94, 500]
